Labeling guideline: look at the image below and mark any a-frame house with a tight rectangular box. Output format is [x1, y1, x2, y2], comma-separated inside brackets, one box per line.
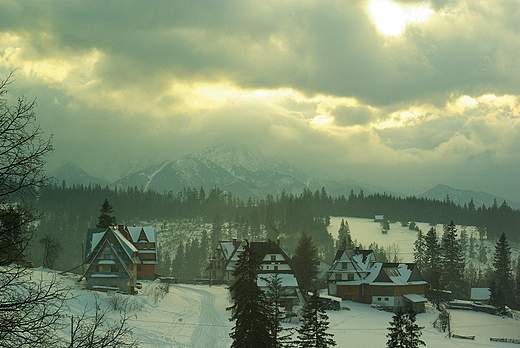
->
[83, 226, 141, 294]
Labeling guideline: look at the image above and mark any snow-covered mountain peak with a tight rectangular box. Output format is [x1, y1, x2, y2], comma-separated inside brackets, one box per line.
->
[196, 141, 272, 173]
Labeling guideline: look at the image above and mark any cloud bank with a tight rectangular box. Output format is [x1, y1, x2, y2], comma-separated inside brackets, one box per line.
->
[1, 0, 519, 200]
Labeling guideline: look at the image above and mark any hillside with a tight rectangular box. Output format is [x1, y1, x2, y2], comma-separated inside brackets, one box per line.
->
[39, 269, 520, 348]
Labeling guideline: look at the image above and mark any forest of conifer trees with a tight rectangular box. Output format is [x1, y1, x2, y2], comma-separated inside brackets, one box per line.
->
[29, 184, 520, 277]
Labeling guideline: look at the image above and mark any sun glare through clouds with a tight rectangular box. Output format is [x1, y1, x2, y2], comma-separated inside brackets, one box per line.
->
[368, 0, 434, 36]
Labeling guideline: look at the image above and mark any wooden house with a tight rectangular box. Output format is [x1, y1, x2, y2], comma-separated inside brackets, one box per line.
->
[83, 225, 158, 293]
[327, 249, 428, 312]
[207, 239, 301, 306]
[83, 227, 140, 294]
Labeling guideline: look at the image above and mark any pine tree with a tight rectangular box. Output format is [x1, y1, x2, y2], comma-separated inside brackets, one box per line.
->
[264, 273, 293, 348]
[210, 214, 222, 250]
[440, 221, 466, 298]
[96, 198, 116, 228]
[297, 290, 336, 348]
[404, 311, 425, 348]
[422, 228, 441, 291]
[228, 240, 273, 348]
[174, 242, 186, 281]
[490, 233, 514, 310]
[386, 311, 407, 348]
[336, 219, 353, 250]
[413, 229, 426, 271]
[387, 311, 425, 348]
[293, 232, 320, 294]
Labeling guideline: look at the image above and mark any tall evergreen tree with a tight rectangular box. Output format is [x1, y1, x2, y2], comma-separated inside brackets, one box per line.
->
[228, 240, 273, 348]
[413, 229, 426, 271]
[293, 232, 320, 294]
[440, 221, 466, 299]
[296, 290, 336, 348]
[422, 227, 441, 291]
[96, 198, 117, 228]
[336, 219, 353, 250]
[490, 232, 514, 309]
[210, 214, 223, 250]
[386, 310, 425, 348]
[264, 273, 293, 348]
[173, 242, 186, 281]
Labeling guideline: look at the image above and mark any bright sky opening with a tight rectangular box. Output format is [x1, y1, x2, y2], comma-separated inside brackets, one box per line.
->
[368, 0, 434, 36]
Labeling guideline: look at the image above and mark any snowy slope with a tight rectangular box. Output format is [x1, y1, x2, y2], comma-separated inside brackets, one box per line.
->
[42, 268, 519, 348]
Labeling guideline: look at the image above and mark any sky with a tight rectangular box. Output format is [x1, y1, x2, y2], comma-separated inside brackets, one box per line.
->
[1, 0, 519, 201]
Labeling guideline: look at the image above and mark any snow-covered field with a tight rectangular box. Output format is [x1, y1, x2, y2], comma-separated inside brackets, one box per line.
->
[328, 217, 481, 262]
[27, 216, 518, 347]
[50, 271, 519, 348]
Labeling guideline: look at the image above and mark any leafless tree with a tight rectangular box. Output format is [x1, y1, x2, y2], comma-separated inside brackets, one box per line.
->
[67, 301, 138, 348]
[40, 234, 63, 269]
[0, 72, 137, 347]
[0, 266, 67, 347]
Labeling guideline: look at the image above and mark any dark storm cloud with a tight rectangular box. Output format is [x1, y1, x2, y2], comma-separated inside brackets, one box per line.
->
[2, 0, 519, 105]
[1, 0, 520, 200]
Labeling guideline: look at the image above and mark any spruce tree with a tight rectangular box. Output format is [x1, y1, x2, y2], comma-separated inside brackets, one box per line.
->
[386, 311, 407, 348]
[440, 221, 465, 299]
[264, 273, 293, 348]
[413, 229, 426, 271]
[336, 219, 353, 250]
[490, 233, 514, 310]
[404, 311, 425, 348]
[423, 227, 441, 291]
[96, 198, 117, 228]
[297, 290, 336, 348]
[293, 232, 320, 294]
[387, 311, 425, 348]
[228, 240, 272, 348]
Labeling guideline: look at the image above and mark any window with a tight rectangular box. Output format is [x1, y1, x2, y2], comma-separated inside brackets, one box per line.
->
[335, 273, 342, 281]
[385, 297, 389, 301]
[111, 265, 119, 272]
[377, 297, 382, 301]
[270, 255, 276, 261]
[348, 273, 354, 281]
[274, 266, 278, 271]
[342, 262, 348, 269]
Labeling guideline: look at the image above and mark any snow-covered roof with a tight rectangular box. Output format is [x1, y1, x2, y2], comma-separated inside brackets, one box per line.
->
[220, 241, 238, 260]
[403, 294, 427, 303]
[471, 288, 490, 301]
[126, 226, 156, 243]
[90, 231, 105, 254]
[112, 229, 139, 258]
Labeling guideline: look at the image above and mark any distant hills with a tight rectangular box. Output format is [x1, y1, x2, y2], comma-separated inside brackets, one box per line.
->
[49, 142, 520, 209]
[419, 184, 519, 209]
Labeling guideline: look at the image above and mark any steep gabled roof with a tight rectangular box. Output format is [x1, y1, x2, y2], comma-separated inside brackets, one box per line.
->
[85, 227, 139, 264]
[85, 239, 136, 277]
[368, 263, 426, 286]
[125, 226, 156, 243]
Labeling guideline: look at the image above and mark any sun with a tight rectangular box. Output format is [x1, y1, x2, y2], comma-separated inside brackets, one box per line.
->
[368, 0, 434, 36]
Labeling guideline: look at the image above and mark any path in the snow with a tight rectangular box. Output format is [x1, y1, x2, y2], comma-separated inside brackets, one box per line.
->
[131, 284, 231, 348]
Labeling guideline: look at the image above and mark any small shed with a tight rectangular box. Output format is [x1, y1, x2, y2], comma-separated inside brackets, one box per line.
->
[403, 293, 427, 313]
[470, 288, 491, 304]
[374, 215, 385, 222]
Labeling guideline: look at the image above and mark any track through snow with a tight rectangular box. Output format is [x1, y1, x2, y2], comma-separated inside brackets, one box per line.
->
[129, 284, 232, 348]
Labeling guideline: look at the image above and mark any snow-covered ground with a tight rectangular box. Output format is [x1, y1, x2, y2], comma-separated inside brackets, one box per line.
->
[39, 268, 518, 348]
[328, 217, 481, 262]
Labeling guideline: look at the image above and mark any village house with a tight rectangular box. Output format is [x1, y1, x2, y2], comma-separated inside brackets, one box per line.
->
[83, 225, 158, 293]
[327, 248, 428, 313]
[207, 239, 301, 307]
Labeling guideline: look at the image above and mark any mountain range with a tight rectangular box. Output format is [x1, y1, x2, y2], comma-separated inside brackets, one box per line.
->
[49, 142, 519, 208]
